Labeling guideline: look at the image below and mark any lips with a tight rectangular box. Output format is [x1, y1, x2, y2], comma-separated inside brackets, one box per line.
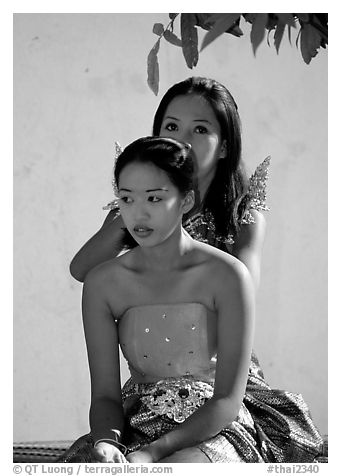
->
[133, 225, 153, 238]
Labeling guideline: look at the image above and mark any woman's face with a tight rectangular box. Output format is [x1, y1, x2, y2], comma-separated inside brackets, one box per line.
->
[117, 161, 190, 248]
[159, 94, 226, 182]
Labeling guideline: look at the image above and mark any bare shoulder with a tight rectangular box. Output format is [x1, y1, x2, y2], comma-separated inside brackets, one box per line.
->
[191, 242, 254, 318]
[84, 250, 133, 295]
[235, 209, 266, 246]
[192, 240, 251, 287]
[248, 208, 267, 231]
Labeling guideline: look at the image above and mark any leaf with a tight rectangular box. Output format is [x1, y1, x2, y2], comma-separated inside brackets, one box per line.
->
[266, 14, 278, 32]
[276, 13, 296, 27]
[229, 24, 243, 37]
[273, 13, 297, 52]
[199, 12, 243, 37]
[274, 22, 285, 53]
[180, 13, 199, 68]
[153, 23, 164, 36]
[288, 16, 296, 45]
[195, 13, 215, 30]
[310, 14, 328, 43]
[200, 13, 241, 51]
[296, 13, 310, 23]
[300, 23, 322, 64]
[164, 29, 182, 47]
[169, 13, 179, 32]
[288, 26, 291, 44]
[147, 40, 160, 95]
[296, 27, 302, 48]
[250, 13, 268, 55]
[243, 13, 256, 24]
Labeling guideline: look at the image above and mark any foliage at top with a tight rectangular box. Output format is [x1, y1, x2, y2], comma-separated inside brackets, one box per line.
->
[147, 13, 328, 95]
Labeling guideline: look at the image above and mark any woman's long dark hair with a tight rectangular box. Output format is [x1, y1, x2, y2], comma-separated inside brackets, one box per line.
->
[153, 77, 248, 238]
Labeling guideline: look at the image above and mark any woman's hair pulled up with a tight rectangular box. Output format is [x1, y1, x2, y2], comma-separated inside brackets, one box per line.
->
[114, 136, 194, 196]
[114, 136, 195, 249]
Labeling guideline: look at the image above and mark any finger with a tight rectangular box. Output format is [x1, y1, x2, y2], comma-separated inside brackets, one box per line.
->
[95, 454, 107, 462]
[114, 453, 125, 463]
[92, 447, 111, 463]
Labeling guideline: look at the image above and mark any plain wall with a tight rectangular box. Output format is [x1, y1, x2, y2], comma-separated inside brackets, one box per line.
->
[13, 13, 327, 441]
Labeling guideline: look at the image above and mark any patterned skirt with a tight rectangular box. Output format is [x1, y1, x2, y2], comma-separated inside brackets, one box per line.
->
[58, 353, 324, 463]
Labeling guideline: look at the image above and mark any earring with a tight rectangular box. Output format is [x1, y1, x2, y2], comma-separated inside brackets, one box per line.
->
[183, 191, 195, 212]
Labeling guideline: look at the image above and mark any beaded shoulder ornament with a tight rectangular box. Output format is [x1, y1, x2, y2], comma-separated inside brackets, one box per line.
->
[103, 142, 270, 247]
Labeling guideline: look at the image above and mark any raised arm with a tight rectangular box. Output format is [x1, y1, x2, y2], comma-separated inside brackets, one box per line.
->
[136, 260, 255, 463]
[70, 210, 125, 282]
[231, 209, 266, 290]
[82, 268, 125, 462]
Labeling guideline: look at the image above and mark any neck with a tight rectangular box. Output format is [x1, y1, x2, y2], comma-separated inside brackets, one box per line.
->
[190, 168, 216, 215]
[137, 227, 193, 271]
[198, 174, 212, 202]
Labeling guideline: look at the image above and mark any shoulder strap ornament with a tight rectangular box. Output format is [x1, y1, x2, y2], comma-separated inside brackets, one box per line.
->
[102, 199, 120, 216]
[241, 156, 270, 225]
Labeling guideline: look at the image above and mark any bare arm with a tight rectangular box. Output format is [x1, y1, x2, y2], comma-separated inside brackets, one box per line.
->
[70, 210, 126, 282]
[82, 269, 124, 442]
[231, 209, 266, 290]
[143, 261, 255, 462]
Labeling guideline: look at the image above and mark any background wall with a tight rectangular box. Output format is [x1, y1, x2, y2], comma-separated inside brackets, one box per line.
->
[13, 13, 328, 441]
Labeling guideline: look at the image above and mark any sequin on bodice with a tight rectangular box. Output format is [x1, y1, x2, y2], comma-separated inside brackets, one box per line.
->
[118, 303, 217, 383]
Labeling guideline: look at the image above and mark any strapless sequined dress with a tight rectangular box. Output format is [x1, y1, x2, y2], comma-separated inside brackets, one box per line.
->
[59, 302, 323, 463]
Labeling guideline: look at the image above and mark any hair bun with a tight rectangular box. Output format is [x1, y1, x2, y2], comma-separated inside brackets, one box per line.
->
[174, 142, 191, 168]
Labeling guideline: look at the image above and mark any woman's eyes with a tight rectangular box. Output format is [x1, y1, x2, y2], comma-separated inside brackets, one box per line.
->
[148, 196, 162, 203]
[119, 196, 133, 204]
[163, 122, 208, 134]
[195, 125, 208, 134]
[164, 122, 178, 132]
[119, 196, 162, 203]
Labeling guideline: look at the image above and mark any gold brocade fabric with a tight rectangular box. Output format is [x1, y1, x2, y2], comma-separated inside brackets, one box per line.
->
[137, 377, 214, 423]
[117, 352, 323, 463]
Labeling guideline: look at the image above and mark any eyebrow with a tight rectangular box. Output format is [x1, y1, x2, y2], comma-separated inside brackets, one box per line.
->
[118, 188, 169, 193]
[164, 115, 212, 124]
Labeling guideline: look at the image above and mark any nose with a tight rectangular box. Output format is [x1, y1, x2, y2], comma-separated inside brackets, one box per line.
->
[133, 201, 150, 221]
[164, 126, 192, 146]
[179, 131, 192, 146]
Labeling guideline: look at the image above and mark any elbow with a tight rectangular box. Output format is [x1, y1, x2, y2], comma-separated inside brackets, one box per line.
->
[212, 394, 241, 426]
[69, 257, 86, 282]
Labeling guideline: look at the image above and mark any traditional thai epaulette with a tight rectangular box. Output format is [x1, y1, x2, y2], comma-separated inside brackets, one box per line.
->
[241, 156, 271, 225]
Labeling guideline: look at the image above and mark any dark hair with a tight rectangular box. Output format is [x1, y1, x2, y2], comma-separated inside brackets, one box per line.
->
[153, 76, 248, 237]
[114, 136, 194, 194]
[114, 136, 194, 248]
